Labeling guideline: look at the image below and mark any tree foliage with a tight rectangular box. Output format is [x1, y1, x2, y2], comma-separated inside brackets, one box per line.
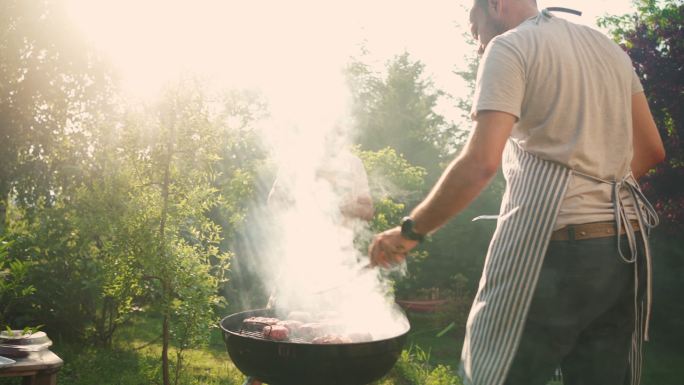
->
[357, 147, 427, 233]
[0, 238, 35, 327]
[599, 0, 684, 358]
[0, 2, 269, 383]
[0, 0, 116, 231]
[600, 0, 684, 230]
[347, 53, 461, 180]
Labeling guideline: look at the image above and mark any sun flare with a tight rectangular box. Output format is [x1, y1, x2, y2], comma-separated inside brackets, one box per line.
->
[64, 0, 635, 120]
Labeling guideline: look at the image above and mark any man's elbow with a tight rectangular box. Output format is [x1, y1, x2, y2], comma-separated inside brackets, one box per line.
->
[461, 154, 499, 183]
[633, 145, 666, 179]
[482, 159, 501, 179]
[654, 145, 666, 165]
[645, 143, 666, 169]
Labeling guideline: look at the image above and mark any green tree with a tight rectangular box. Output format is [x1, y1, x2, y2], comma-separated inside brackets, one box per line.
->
[0, 0, 116, 233]
[0, 0, 126, 343]
[0, 238, 35, 328]
[348, 43, 505, 299]
[358, 147, 427, 232]
[117, 78, 231, 385]
[357, 147, 431, 295]
[347, 53, 460, 181]
[600, 0, 684, 366]
[599, 0, 684, 230]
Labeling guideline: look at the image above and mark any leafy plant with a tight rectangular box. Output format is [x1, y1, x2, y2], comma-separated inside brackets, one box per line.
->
[599, 0, 684, 231]
[2, 324, 44, 338]
[0, 238, 36, 328]
[394, 345, 463, 385]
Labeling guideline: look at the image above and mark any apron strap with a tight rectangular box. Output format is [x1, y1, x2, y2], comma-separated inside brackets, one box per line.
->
[572, 169, 658, 342]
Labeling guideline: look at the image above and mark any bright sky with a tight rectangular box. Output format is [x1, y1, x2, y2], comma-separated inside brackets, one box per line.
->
[65, 0, 638, 122]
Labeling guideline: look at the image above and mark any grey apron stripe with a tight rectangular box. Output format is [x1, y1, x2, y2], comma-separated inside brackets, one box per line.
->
[480, 160, 567, 384]
[469, 144, 544, 382]
[467, 144, 570, 385]
[467, 145, 540, 378]
[476, 146, 537, 302]
[476, 148, 550, 384]
[465, 144, 532, 353]
[491, 164, 570, 384]
[474, 155, 555, 379]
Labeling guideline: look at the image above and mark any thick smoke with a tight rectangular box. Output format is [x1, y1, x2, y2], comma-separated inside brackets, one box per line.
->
[235, 72, 409, 339]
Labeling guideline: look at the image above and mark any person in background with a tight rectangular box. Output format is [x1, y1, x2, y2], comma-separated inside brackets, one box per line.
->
[369, 1, 665, 384]
[267, 148, 373, 227]
[265, 131, 374, 309]
[267, 129, 374, 228]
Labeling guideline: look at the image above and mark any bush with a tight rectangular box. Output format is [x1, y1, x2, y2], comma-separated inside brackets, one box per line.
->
[394, 345, 463, 385]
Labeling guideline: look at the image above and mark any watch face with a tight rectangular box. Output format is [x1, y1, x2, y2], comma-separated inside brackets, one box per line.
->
[401, 217, 423, 241]
[401, 216, 413, 233]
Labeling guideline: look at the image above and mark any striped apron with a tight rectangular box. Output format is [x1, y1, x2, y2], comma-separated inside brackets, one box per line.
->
[459, 139, 658, 385]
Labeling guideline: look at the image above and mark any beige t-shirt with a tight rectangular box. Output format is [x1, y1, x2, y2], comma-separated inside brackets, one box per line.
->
[471, 11, 643, 229]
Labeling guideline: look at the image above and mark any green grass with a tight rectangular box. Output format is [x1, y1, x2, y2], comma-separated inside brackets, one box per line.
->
[23, 313, 460, 385]
[49, 315, 247, 385]
[400, 310, 684, 385]
[17, 311, 681, 384]
[404, 312, 463, 372]
[642, 340, 684, 385]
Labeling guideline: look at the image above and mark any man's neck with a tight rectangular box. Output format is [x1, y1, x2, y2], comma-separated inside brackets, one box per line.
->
[505, 4, 540, 30]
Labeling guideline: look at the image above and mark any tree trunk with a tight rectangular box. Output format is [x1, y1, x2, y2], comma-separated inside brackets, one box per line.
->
[0, 193, 8, 236]
[162, 312, 171, 385]
[159, 106, 174, 385]
[173, 349, 183, 385]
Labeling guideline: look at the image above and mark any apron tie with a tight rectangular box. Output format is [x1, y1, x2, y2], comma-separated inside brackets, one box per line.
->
[573, 170, 658, 341]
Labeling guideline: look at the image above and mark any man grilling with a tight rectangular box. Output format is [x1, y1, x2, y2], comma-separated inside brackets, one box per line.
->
[369, 1, 665, 384]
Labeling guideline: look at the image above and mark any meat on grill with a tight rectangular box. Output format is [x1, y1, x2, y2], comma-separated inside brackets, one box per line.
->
[311, 334, 353, 344]
[297, 322, 327, 339]
[241, 313, 374, 344]
[263, 325, 289, 341]
[276, 320, 303, 332]
[242, 316, 280, 332]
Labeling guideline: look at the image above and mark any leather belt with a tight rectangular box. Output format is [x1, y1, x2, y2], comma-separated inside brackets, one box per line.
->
[550, 220, 640, 241]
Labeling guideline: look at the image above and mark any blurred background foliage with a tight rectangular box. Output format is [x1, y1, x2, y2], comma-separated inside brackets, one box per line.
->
[0, 0, 681, 384]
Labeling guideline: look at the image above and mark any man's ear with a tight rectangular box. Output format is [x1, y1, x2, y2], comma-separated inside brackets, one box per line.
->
[488, 0, 502, 15]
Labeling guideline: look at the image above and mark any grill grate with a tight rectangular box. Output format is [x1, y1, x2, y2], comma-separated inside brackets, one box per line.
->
[236, 324, 310, 344]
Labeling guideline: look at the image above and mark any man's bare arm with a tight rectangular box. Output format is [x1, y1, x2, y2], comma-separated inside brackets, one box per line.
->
[410, 111, 515, 235]
[631, 92, 666, 179]
[369, 110, 515, 266]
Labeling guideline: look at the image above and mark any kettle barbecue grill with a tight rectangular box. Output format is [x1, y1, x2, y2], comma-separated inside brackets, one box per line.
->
[220, 308, 410, 385]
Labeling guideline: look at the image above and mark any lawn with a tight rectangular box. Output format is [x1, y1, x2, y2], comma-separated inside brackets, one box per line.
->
[0, 312, 461, 385]
[2, 310, 680, 384]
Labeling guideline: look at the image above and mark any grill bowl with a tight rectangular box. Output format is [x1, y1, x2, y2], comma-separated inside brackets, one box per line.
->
[220, 308, 409, 385]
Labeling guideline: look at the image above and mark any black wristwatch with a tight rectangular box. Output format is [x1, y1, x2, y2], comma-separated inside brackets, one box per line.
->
[400, 216, 425, 243]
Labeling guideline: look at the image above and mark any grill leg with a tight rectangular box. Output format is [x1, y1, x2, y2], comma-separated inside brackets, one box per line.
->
[243, 377, 263, 385]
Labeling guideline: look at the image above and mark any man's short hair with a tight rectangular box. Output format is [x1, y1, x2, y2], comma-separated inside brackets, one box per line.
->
[474, 0, 538, 11]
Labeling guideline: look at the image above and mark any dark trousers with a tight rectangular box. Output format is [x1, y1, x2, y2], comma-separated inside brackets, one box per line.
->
[504, 234, 645, 385]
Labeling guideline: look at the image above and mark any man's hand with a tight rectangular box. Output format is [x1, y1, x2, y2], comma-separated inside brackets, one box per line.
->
[369, 227, 419, 268]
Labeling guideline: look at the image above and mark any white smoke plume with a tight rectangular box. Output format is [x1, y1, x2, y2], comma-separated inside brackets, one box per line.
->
[235, 67, 409, 340]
